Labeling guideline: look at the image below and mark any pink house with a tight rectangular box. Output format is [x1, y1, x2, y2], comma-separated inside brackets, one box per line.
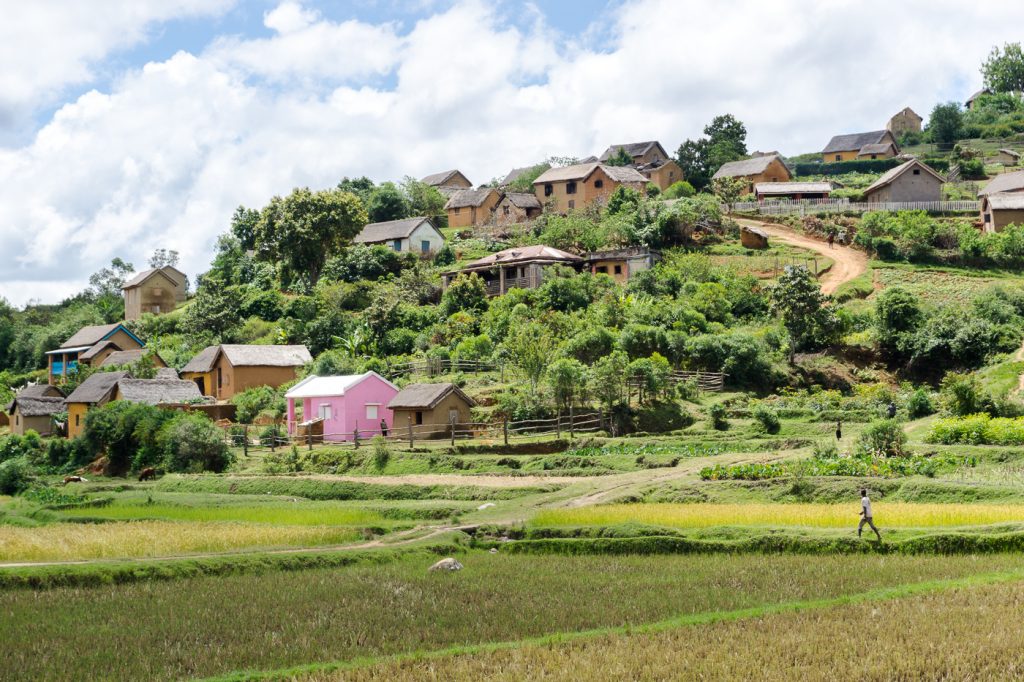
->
[285, 372, 399, 442]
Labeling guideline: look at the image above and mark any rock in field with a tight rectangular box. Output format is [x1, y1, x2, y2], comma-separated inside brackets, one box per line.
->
[428, 557, 463, 572]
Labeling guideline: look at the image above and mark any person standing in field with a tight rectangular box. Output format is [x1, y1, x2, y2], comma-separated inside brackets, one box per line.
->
[858, 488, 882, 541]
[835, 419, 842, 441]
[380, 419, 389, 438]
[827, 232, 835, 249]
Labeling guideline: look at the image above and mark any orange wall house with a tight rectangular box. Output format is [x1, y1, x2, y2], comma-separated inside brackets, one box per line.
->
[445, 188, 502, 228]
[122, 266, 187, 321]
[181, 345, 312, 401]
[533, 163, 648, 213]
[46, 323, 145, 385]
[711, 154, 792, 194]
[821, 130, 899, 163]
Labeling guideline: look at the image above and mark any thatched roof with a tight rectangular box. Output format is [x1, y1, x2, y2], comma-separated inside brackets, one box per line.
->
[122, 266, 186, 290]
[822, 130, 893, 154]
[987, 192, 1024, 210]
[999, 148, 1021, 159]
[503, 192, 542, 210]
[598, 141, 667, 162]
[445, 188, 498, 209]
[9, 396, 65, 417]
[534, 163, 647, 185]
[863, 159, 945, 196]
[856, 143, 897, 157]
[156, 367, 180, 380]
[64, 371, 130, 405]
[116, 378, 205, 405]
[979, 170, 1024, 196]
[421, 170, 469, 187]
[54, 323, 121, 352]
[712, 154, 787, 180]
[354, 217, 437, 244]
[388, 382, 476, 410]
[99, 349, 148, 367]
[182, 345, 311, 373]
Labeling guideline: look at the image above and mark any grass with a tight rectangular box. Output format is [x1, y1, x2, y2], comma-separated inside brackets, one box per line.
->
[531, 502, 1024, 530]
[2, 553, 1022, 681]
[0, 520, 365, 562]
[872, 265, 1023, 306]
[57, 500, 388, 526]
[300, 574, 1024, 681]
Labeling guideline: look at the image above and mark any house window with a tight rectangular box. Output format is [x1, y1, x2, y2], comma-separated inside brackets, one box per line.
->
[503, 205, 510, 215]
[454, 207, 460, 214]
[568, 200, 575, 209]
[566, 181, 577, 194]
[594, 179, 604, 189]
[614, 264, 622, 275]
[985, 213, 991, 223]
[544, 183, 553, 196]
[596, 265, 608, 274]
[393, 239, 402, 251]
[318, 404, 333, 421]
[217, 367, 222, 389]
[421, 240, 430, 254]
[75, 414, 80, 427]
[366, 404, 379, 420]
[912, 169, 920, 175]
[870, 155, 877, 160]
[835, 155, 842, 161]
[415, 410, 423, 425]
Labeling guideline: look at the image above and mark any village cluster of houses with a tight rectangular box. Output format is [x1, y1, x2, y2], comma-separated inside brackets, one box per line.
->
[6, 319, 477, 443]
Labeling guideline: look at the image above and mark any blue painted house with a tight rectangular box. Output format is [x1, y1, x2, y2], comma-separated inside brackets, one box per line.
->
[46, 323, 145, 385]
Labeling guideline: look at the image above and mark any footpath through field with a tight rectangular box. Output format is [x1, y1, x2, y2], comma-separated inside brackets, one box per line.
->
[736, 218, 868, 295]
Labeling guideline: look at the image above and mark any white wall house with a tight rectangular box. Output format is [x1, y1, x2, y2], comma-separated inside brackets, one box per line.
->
[353, 217, 445, 255]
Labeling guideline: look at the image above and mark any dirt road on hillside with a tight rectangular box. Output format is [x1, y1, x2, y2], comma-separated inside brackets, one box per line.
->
[737, 218, 868, 295]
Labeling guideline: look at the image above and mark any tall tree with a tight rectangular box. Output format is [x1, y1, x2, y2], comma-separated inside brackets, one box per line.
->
[982, 42, 1024, 93]
[230, 206, 260, 251]
[675, 113, 747, 191]
[768, 266, 840, 353]
[366, 182, 410, 223]
[336, 176, 376, 204]
[927, 102, 964, 144]
[148, 248, 180, 269]
[401, 177, 447, 225]
[675, 138, 711, 190]
[254, 187, 368, 289]
[605, 147, 633, 166]
[88, 258, 134, 298]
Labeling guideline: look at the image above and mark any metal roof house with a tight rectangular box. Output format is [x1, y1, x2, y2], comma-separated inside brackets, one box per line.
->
[441, 245, 583, 297]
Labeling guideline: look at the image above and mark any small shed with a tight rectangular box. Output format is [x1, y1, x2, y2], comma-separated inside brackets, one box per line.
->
[285, 372, 399, 442]
[741, 226, 769, 249]
[981, 192, 1024, 233]
[997, 149, 1020, 166]
[862, 159, 944, 203]
[7, 396, 64, 436]
[387, 383, 476, 439]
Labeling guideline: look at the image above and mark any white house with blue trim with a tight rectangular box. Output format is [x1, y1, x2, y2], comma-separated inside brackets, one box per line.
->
[46, 322, 145, 385]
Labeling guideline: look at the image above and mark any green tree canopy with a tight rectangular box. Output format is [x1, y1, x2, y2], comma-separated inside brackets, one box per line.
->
[927, 102, 964, 144]
[768, 266, 840, 353]
[674, 113, 747, 191]
[982, 42, 1024, 94]
[366, 182, 410, 223]
[254, 187, 368, 288]
[605, 147, 633, 166]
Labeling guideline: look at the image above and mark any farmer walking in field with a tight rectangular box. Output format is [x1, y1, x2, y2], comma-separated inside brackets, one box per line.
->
[827, 232, 835, 249]
[858, 488, 882, 541]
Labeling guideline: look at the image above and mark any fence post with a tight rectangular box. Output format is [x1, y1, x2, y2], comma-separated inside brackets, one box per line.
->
[307, 429, 312, 452]
[569, 404, 575, 440]
[556, 409, 561, 440]
[450, 414, 456, 447]
[243, 425, 248, 458]
[270, 425, 276, 452]
[503, 416, 509, 446]
[408, 415, 414, 449]
[354, 421, 359, 449]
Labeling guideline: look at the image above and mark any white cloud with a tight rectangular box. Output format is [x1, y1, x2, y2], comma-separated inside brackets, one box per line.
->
[0, 0, 233, 136]
[3, 0, 1024, 306]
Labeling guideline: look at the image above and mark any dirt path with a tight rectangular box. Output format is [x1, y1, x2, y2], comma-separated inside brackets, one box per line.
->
[737, 218, 868, 295]
[301, 473, 582, 487]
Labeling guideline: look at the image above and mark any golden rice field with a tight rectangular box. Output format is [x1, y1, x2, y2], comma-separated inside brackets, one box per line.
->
[0, 521, 363, 563]
[532, 503, 1024, 529]
[58, 502, 385, 526]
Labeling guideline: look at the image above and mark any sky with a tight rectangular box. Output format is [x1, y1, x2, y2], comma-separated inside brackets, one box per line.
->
[2, 0, 1023, 306]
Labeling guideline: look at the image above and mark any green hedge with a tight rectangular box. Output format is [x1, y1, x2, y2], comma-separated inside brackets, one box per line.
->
[793, 159, 901, 176]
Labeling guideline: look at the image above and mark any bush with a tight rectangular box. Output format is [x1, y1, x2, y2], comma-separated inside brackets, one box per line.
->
[927, 413, 1024, 446]
[632, 401, 694, 433]
[792, 159, 901, 176]
[812, 440, 840, 459]
[855, 419, 908, 457]
[906, 388, 935, 418]
[158, 413, 234, 473]
[708, 403, 728, 430]
[0, 456, 34, 494]
[662, 181, 696, 199]
[940, 372, 991, 416]
[752, 404, 781, 434]
[372, 436, 390, 470]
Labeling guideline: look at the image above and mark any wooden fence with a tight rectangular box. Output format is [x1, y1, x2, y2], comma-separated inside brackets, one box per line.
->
[730, 199, 979, 216]
[388, 358, 499, 378]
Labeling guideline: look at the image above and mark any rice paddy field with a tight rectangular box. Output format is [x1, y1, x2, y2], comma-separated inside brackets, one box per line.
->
[532, 502, 1024, 530]
[0, 521, 365, 563]
[2, 552, 1023, 681]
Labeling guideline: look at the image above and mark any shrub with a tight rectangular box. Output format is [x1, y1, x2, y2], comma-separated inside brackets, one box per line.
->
[662, 181, 696, 199]
[158, 413, 234, 473]
[927, 414, 1024, 446]
[371, 436, 390, 470]
[812, 441, 840, 459]
[906, 388, 935, 418]
[940, 372, 992, 417]
[708, 403, 728, 430]
[752, 404, 781, 434]
[855, 419, 908, 457]
[632, 401, 694, 433]
[0, 457, 34, 495]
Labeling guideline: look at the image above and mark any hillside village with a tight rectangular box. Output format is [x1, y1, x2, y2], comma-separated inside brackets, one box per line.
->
[4, 42, 1024, 476]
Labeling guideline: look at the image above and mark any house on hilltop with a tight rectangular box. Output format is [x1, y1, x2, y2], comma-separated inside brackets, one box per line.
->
[46, 323, 144, 385]
[442, 245, 582, 297]
[822, 130, 899, 162]
[387, 382, 476, 439]
[122, 266, 188, 321]
[494, 192, 542, 226]
[353, 217, 445, 255]
[445, 188, 502, 228]
[421, 170, 472, 197]
[712, 154, 792, 194]
[861, 159, 944, 203]
[285, 372, 399, 442]
[886, 107, 923, 135]
[599, 141, 669, 166]
[181, 344, 311, 401]
[966, 88, 992, 110]
[533, 163, 647, 213]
